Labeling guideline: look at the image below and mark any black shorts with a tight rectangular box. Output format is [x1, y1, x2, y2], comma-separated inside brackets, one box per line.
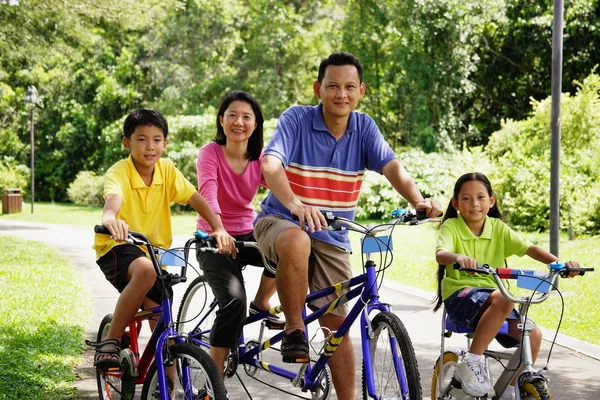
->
[97, 244, 170, 305]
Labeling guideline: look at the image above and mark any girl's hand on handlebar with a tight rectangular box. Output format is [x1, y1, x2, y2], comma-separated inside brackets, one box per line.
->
[290, 204, 327, 233]
[210, 228, 238, 259]
[455, 255, 478, 272]
[415, 198, 443, 218]
[102, 218, 129, 242]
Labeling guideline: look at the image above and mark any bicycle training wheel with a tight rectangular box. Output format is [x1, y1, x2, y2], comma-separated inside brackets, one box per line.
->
[431, 351, 473, 400]
[521, 378, 552, 400]
[362, 311, 422, 399]
[176, 275, 215, 348]
[95, 314, 136, 400]
[140, 342, 227, 400]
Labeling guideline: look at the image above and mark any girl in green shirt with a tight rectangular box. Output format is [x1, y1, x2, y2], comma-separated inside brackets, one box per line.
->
[433, 172, 581, 399]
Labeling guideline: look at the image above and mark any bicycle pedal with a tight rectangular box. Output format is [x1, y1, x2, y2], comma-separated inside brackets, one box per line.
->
[265, 320, 285, 330]
[282, 355, 310, 364]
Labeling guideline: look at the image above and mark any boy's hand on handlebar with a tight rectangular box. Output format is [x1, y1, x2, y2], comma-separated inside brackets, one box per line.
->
[210, 228, 238, 259]
[415, 198, 443, 219]
[290, 204, 327, 233]
[102, 218, 129, 242]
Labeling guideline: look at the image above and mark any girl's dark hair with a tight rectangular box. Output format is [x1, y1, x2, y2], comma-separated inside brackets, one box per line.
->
[214, 90, 264, 161]
[433, 172, 504, 311]
[123, 109, 168, 139]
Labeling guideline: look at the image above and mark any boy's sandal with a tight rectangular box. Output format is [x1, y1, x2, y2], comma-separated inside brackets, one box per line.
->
[86, 338, 121, 369]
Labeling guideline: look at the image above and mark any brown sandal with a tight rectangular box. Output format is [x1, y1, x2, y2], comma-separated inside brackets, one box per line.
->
[86, 338, 121, 369]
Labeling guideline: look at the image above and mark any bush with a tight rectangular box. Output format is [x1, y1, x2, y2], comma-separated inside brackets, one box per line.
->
[486, 72, 600, 235]
[0, 157, 29, 197]
[67, 171, 104, 206]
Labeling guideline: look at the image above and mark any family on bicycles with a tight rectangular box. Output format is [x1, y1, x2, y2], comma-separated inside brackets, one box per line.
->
[91, 50, 584, 400]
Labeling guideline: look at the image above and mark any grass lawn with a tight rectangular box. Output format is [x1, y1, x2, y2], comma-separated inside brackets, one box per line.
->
[2, 202, 599, 346]
[0, 235, 90, 399]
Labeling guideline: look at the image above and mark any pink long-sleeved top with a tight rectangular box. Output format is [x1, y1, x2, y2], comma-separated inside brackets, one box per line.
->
[196, 142, 265, 235]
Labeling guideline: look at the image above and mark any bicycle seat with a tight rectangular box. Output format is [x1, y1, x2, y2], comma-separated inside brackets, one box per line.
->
[444, 316, 518, 348]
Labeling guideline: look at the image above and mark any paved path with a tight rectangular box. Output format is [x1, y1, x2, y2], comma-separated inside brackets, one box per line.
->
[1, 219, 599, 399]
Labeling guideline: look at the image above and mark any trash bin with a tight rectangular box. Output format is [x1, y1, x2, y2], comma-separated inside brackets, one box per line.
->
[2, 188, 23, 214]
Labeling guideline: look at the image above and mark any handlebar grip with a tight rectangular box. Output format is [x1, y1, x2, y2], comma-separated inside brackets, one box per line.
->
[94, 225, 110, 235]
[562, 267, 595, 277]
[416, 209, 426, 220]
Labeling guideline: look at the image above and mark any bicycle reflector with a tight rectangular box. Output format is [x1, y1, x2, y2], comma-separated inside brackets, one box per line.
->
[497, 268, 551, 293]
[158, 249, 186, 268]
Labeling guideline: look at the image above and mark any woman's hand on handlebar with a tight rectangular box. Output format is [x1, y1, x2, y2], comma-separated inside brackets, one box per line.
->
[415, 198, 443, 219]
[101, 217, 129, 242]
[210, 228, 238, 259]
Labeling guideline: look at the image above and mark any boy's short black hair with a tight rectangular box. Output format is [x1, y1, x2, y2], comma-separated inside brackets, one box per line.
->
[317, 51, 363, 84]
[123, 109, 169, 139]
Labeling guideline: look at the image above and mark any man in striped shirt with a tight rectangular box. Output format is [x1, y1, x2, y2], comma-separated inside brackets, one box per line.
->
[254, 51, 441, 399]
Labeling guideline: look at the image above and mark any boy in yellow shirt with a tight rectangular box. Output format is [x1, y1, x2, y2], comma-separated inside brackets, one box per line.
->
[91, 108, 235, 369]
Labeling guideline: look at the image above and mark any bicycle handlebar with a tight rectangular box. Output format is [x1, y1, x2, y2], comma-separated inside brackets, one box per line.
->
[452, 262, 594, 305]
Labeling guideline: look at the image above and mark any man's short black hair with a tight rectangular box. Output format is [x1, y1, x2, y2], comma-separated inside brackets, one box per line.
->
[317, 52, 363, 84]
[123, 109, 169, 139]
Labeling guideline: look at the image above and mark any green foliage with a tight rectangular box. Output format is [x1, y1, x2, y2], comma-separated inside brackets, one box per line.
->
[356, 147, 492, 219]
[66, 170, 104, 206]
[487, 72, 600, 234]
[0, 157, 28, 196]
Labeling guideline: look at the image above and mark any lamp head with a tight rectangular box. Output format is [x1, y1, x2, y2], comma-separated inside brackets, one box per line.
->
[25, 85, 39, 105]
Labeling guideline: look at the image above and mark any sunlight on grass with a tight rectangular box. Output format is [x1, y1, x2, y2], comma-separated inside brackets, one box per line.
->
[0, 236, 91, 399]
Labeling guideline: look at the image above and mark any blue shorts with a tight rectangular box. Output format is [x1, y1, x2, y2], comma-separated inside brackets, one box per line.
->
[444, 287, 520, 331]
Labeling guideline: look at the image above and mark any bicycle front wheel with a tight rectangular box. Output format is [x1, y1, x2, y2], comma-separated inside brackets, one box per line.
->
[362, 311, 422, 399]
[140, 342, 227, 400]
[176, 275, 215, 347]
[521, 378, 552, 400]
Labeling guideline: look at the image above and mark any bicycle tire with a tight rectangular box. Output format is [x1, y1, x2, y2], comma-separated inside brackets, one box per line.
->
[431, 351, 469, 400]
[362, 311, 422, 399]
[95, 314, 136, 400]
[176, 275, 214, 347]
[521, 378, 552, 400]
[140, 342, 227, 400]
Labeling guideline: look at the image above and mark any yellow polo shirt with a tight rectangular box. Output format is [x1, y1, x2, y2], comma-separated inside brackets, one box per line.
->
[436, 214, 531, 300]
[93, 156, 197, 260]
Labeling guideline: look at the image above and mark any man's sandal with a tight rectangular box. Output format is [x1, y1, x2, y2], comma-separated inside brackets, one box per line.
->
[86, 338, 121, 370]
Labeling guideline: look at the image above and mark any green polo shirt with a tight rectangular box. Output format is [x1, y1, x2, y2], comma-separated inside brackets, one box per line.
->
[436, 214, 531, 300]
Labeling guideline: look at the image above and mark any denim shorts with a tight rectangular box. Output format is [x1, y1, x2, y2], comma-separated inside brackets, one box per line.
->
[444, 287, 520, 331]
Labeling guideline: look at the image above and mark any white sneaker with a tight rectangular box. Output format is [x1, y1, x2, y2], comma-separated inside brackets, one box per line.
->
[453, 356, 495, 397]
[500, 385, 515, 400]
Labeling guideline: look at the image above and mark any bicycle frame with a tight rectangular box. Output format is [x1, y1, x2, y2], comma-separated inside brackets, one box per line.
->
[187, 253, 406, 396]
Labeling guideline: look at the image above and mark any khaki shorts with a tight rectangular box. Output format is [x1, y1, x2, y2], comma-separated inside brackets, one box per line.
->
[254, 214, 351, 316]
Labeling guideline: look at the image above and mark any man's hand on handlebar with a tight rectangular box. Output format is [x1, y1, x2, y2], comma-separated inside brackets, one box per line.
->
[415, 198, 443, 219]
[290, 204, 328, 233]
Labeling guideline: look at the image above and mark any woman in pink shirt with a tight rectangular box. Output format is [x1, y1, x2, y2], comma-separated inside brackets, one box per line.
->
[196, 90, 277, 378]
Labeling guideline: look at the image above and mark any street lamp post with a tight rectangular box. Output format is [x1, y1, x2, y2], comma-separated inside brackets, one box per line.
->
[25, 85, 39, 214]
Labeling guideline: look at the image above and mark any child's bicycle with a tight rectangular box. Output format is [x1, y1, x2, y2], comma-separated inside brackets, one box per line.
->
[87, 226, 227, 400]
[176, 209, 440, 400]
[431, 262, 594, 400]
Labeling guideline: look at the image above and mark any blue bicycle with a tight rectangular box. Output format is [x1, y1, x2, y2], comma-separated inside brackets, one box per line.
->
[176, 209, 439, 399]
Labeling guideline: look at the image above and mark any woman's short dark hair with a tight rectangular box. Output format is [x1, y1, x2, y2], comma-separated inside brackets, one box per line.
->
[123, 109, 169, 139]
[214, 91, 264, 161]
[317, 51, 363, 84]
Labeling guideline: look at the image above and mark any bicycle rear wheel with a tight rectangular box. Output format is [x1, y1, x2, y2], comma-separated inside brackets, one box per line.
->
[521, 378, 552, 400]
[362, 311, 422, 399]
[95, 314, 136, 400]
[140, 342, 227, 400]
[176, 275, 215, 348]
